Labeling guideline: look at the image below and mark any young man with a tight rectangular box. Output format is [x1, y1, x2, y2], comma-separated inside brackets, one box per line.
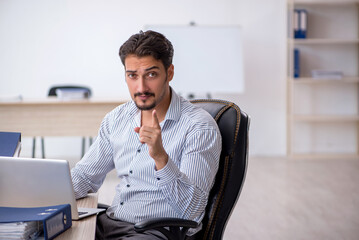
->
[71, 30, 222, 240]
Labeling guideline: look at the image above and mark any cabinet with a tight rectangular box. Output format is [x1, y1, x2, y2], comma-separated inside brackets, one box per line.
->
[287, 0, 359, 158]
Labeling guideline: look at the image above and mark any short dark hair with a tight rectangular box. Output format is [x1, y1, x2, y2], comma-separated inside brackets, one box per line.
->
[119, 30, 174, 70]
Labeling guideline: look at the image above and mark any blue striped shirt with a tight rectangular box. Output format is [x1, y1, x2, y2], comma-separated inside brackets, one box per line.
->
[71, 89, 221, 225]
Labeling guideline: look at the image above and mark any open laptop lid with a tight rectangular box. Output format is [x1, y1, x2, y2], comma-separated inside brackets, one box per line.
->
[0, 156, 104, 220]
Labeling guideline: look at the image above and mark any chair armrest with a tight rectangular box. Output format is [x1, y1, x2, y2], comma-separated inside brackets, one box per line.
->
[134, 218, 199, 240]
[135, 218, 198, 231]
[97, 203, 110, 209]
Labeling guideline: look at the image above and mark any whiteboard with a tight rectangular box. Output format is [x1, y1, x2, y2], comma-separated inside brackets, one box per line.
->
[146, 25, 244, 95]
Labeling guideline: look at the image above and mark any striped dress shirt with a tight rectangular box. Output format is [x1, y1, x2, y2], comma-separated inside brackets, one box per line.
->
[71, 89, 221, 225]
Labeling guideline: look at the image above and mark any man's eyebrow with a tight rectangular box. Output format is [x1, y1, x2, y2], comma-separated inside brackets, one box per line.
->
[126, 66, 160, 73]
[145, 66, 160, 71]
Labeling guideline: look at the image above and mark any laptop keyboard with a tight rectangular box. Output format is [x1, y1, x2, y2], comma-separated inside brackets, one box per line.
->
[78, 211, 88, 216]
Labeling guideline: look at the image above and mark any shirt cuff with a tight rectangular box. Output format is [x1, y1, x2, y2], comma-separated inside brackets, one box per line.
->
[154, 157, 181, 186]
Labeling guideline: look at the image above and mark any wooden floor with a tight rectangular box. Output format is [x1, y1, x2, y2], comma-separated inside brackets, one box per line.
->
[224, 157, 359, 240]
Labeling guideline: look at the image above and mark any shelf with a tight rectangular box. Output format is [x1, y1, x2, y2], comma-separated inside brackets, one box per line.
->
[290, 77, 359, 83]
[292, 1, 359, 6]
[289, 38, 359, 44]
[292, 115, 359, 122]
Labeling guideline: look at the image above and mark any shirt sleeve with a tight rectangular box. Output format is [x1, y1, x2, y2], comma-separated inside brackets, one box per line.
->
[154, 127, 221, 222]
[71, 112, 115, 199]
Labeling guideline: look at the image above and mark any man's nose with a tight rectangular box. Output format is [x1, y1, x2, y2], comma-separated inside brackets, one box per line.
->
[137, 77, 148, 93]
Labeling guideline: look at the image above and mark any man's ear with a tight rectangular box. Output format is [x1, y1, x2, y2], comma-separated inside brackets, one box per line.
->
[167, 64, 174, 82]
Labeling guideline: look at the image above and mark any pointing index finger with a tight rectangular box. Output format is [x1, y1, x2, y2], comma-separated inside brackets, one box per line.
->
[152, 110, 161, 129]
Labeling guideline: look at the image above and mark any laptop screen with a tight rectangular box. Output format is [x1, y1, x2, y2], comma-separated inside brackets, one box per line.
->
[0, 156, 78, 219]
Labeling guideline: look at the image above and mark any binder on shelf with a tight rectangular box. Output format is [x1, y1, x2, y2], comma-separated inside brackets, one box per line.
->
[0, 132, 21, 157]
[0, 204, 72, 240]
[294, 48, 300, 78]
[294, 9, 307, 39]
[293, 9, 300, 38]
[299, 9, 307, 38]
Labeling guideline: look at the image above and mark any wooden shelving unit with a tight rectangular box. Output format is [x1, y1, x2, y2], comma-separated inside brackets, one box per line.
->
[291, 39, 359, 44]
[293, 77, 359, 84]
[287, 0, 359, 158]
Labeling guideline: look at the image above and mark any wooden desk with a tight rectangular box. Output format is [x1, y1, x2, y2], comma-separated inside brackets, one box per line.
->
[55, 193, 99, 240]
[0, 99, 127, 137]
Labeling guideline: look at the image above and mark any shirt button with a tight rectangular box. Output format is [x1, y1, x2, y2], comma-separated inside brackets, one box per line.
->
[126, 184, 130, 187]
[157, 178, 160, 180]
[137, 149, 141, 153]
[129, 170, 133, 174]
[120, 202, 124, 205]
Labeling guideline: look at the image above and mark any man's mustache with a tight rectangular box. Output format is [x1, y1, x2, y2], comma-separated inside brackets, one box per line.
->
[134, 92, 155, 97]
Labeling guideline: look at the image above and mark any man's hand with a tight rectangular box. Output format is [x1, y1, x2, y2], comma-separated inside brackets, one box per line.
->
[134, 110, 168, 170]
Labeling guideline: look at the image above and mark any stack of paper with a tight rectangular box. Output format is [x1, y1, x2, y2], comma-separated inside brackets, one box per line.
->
[311, 70, 343, 79]
[0, 221, 42, 239]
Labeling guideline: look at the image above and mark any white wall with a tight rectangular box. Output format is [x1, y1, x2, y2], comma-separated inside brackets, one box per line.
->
[0, 0, 287, 158]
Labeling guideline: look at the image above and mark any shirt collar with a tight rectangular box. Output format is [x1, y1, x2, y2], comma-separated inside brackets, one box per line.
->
[164, 88, 181, 122]
[128, 87, 182, 124]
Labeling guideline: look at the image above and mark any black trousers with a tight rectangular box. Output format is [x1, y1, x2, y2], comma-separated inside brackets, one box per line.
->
[95, 212, 167, 240]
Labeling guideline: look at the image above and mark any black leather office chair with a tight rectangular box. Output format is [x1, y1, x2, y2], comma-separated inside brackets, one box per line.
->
[32, 85, 92, 158]
[133, 99, 250, 240]
[99, 99, 250, 239]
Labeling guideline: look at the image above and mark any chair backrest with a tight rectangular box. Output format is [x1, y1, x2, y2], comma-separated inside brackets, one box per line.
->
[189, 99, 250, 240]
[48, 85, 92, 98]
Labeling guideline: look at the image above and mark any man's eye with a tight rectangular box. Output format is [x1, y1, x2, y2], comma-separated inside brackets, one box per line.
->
[128, 74, 136, 78]
[147, 72, 157, 78]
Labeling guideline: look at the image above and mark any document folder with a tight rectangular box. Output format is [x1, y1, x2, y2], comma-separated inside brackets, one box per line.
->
[294, 9, 307, 39]
[0, 204, 72, 240]
[0, 131, 21, 157]
[294, 48, 300, 78]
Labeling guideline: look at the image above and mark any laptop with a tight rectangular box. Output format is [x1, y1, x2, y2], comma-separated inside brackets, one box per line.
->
[0, 156, 105, 220]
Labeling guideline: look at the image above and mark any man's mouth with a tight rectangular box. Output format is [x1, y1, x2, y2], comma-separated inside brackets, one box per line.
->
[134, 92, 155, 100]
